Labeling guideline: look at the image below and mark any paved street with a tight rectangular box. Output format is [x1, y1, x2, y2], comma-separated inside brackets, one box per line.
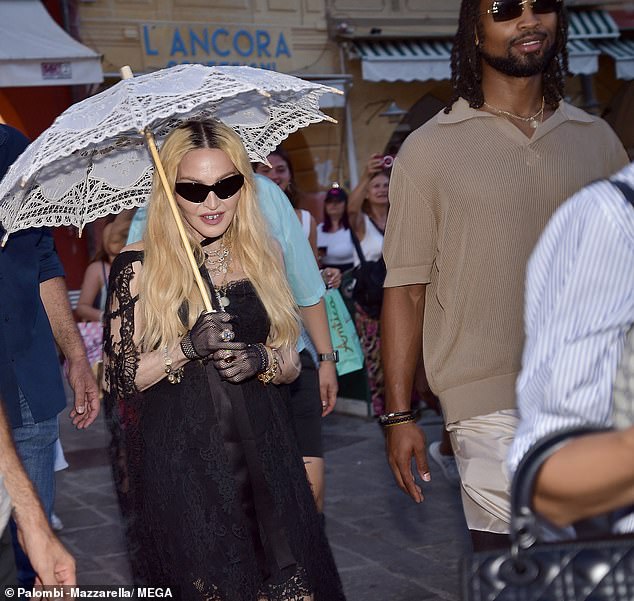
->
[54, 398, 470, 600]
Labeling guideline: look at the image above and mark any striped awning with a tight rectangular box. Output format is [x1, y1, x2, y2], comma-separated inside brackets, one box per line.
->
[351, 40, 453, 82]
[349, 10, 627, 83]
[568, 10, 620, 40]
[597, 39, 634, 80]
[566, 39, 600, 76]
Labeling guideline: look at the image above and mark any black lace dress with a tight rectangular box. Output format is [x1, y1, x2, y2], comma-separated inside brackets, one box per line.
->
[103, 251, 346, 601]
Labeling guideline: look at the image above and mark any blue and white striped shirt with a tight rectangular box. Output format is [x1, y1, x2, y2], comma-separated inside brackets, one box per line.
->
[508, 161, 634, 533]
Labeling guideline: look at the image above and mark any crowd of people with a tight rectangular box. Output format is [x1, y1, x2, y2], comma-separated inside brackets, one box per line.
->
[0, 0, 632, 598]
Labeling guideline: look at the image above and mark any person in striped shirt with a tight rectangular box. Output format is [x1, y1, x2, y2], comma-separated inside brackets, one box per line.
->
[508, 161, 634, 534]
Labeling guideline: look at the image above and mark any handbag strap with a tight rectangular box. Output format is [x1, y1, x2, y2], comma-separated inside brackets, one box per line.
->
[610, 179, 634, 208]
[349, 227, 367, 266]
[510, 426, 609, 550]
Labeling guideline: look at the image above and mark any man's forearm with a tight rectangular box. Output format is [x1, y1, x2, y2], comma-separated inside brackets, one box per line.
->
[40, 277, 86, 362]
[381, 285, 426, 414]
[0, 402, 47, 532]
[534, 426, 634, 527]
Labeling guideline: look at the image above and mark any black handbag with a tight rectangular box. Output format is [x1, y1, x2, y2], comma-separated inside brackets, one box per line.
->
[462, 426, 634, 601]
[349, 228, 386, 319]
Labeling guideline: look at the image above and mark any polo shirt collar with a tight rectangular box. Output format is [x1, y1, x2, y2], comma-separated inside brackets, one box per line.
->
[438, 97, 594, 126]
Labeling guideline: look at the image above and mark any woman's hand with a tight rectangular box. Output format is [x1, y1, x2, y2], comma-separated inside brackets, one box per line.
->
[186, 311, 246, 358]
[211, 344, 266, 383]
[321, 267, 342, 289]
[366, 153, 385, 175]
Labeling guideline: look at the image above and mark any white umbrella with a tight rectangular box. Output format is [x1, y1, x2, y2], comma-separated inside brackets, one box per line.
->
[0, 64, 340, 310]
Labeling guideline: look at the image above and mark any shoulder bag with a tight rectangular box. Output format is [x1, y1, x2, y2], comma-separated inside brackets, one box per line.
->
[349, 227, 386, 319]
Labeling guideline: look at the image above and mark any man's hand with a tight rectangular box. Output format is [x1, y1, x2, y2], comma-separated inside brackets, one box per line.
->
[17, 523, 76, 586]
[318, 361, 338, 416]
[67, 357, 100, 429]
[385, 422, 431, 503]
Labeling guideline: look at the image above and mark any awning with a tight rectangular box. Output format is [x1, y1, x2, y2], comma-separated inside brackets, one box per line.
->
[0, 0, 103, 87]
[566, 39, 600, 76]
[351, 40, 452, 82]
[597, 39, 634, 80]
[349, 10, 626, 83]
[567, 10, 620, 41]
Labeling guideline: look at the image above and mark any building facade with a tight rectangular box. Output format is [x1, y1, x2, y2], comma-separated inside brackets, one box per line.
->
[75, 0, 633, 201]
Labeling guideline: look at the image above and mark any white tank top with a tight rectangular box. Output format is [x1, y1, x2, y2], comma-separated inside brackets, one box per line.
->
[299, 209, 311, 239]
[359, 213, 384, 262]
[316, 223, 356, 267]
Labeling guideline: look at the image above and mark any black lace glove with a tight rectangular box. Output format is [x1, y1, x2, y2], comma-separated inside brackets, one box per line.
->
[211, 343, 269, 383]
[181, 311, 245, 359]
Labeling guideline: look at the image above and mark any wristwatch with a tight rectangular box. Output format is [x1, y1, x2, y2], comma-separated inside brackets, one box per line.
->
[318, 350, 339, 363]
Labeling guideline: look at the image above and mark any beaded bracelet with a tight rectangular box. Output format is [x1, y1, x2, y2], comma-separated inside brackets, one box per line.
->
[377, 410, 415, 426]
[382, 415, 416, 428]
[163, 345, 184, 384]
[180, 331, 202, 361]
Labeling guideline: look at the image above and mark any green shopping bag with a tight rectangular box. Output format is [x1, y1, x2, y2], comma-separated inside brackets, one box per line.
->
[324, 288, 364, 376]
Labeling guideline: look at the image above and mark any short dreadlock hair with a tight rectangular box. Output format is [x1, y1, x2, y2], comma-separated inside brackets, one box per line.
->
[445, 0, 569, 113]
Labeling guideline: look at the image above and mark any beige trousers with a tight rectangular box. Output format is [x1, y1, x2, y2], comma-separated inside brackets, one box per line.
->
[446, 409, 519, 534]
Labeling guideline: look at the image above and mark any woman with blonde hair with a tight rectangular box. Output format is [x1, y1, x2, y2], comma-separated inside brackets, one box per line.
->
[103, 120, 345, 600]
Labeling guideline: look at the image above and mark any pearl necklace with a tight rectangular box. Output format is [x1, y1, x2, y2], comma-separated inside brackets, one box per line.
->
[483, 97, 545, 129]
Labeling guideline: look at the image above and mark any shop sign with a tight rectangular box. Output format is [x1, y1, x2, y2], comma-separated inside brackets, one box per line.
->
[141, 24, 294, 72]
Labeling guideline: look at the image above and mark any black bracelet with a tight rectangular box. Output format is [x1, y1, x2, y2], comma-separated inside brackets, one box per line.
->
[249, 343, 269, 373]
[180, 331, 203, 361]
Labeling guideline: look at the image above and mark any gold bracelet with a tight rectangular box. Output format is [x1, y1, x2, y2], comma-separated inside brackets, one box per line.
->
[257, 347, 279, 385]
[163, 345, 184, 384]
[382, 416, 416, 428]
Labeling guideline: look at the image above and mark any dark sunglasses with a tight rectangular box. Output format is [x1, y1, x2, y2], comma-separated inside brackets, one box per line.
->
[481, 0, 562, 23]
[325, 197, 345, 204]
[175, 173, 244, 203]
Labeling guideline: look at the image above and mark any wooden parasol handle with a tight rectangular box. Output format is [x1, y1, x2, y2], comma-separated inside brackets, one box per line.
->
[144, 130, 213, 313]
[119, 65, 213, 313]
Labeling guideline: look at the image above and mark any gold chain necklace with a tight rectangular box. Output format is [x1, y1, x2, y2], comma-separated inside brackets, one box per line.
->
[483, 97, 545, 129]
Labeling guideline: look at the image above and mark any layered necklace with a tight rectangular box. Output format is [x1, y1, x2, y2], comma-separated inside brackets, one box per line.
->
[483, 97, 545, 130]
[203, 238, 232, 308]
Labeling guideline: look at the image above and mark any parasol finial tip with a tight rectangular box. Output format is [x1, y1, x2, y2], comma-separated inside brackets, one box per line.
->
[120, 66, 134, 80]
[1, 232, 8, 247]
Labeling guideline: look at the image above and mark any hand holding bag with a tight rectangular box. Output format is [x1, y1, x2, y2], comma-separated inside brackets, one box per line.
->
[462, 426, 634, 601]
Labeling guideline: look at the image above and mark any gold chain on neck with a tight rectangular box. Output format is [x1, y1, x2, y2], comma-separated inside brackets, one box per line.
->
[483, 97, 545, 129]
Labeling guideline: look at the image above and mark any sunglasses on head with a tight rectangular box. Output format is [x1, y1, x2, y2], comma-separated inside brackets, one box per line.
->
[175, 173, 245, 203]
[481, 0, 562, 23]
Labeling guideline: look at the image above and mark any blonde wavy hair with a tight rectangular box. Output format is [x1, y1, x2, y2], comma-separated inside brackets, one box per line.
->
[140, 120, 299, 351]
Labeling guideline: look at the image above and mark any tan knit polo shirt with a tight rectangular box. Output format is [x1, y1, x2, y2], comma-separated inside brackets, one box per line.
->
[384, 98, 629, 423]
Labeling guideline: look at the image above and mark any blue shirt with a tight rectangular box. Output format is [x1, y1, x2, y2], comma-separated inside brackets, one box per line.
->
[508, 162, 634, 533]
[0, 125, 67, 427]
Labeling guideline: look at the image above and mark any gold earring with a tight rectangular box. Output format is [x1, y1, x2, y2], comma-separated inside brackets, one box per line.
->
[475, 31, 480, 46]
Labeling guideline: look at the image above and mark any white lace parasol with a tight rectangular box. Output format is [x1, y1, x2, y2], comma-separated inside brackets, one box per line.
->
[0, 64, 340, 239]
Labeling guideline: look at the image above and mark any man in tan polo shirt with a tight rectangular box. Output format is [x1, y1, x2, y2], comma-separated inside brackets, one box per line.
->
[381, 0, 629, 551]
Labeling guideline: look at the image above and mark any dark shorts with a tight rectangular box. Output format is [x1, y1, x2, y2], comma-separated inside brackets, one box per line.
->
[287, 350, 323, 458]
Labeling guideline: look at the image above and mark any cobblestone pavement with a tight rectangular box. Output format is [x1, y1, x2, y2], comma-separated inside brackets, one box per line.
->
[54, 400, 470, 600]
